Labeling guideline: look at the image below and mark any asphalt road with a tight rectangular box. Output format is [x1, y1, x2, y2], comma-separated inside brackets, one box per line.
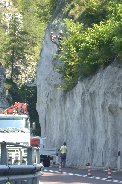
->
[39, 166, 122, 184]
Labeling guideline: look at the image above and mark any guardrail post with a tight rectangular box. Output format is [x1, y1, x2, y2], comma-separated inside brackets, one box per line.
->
[27, 147, 33, 165]
[1, 141, 8, 165]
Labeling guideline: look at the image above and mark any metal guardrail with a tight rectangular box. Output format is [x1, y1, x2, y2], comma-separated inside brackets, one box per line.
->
[0, 171, 41, 184]
[0, 141, 43, 184]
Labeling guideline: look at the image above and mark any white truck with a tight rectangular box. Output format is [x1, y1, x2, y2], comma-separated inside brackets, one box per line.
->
[0, 102, 30, 164]
[30, 136, 57, 167]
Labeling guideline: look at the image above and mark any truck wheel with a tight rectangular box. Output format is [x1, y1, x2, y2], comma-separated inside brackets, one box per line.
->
[43, 157, 50, 167]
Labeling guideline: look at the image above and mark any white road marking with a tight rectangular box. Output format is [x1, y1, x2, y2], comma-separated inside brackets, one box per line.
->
[55, 170, 60, 173]
[44, 169, 47, 171]
[89, 176, 95, 178]
[74, 174, 82, 176]
[62, 172, 67, 174]
[113, 180, 119, 183]
[82, 175, 87, 177]
[101, 178, 107, 180]
[95, 177, 101, 179]
[68, 172, 74, 175]
[43, 168, 122, 183]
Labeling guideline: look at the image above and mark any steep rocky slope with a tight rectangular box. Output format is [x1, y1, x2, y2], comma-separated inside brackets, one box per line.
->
[36, 19, 122, 169]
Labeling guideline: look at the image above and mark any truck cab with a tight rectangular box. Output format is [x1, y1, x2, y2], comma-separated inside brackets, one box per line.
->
[0, 114, 30, 164]
[30, 136, 57, 167]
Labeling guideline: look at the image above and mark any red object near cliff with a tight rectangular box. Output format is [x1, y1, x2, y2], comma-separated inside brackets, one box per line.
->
[30, 136, 40, 147]
[3, 102, 27, 115]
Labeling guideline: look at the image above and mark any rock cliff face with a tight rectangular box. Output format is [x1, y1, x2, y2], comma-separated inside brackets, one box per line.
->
[37, 22, 122, 169]
[0, 65, 8, 111]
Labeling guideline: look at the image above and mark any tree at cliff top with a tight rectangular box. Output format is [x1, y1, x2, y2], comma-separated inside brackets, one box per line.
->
[58, 0, 122, 91]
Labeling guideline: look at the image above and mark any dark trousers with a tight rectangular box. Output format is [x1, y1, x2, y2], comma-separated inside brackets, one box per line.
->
[60, 153, 66, 167]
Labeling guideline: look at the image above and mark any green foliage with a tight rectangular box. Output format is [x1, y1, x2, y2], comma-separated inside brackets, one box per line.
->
[5, 79, 21, 104]
[4, 79, 41, 135]
[5, 80, 41, 135]
[19, 85, 41, 136]
[58, 0, 122, 91]
[10, 0, 57, 83]
[0, 0, 56, 135]
[78, 0, 109, 26]
[36, 0, 57, 23]
[2, 0, 57, 81]
[0, 27, 6, 65]
[0, 10, 7, 65]
[3, 15, 30, 81]
[1, 0, 56, 135]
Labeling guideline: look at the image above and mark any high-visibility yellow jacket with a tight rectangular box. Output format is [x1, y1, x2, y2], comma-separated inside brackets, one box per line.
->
[60, 145, 67, 154]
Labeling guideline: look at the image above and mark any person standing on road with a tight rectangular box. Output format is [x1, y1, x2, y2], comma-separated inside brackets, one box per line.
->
[60, 142, 67, 168]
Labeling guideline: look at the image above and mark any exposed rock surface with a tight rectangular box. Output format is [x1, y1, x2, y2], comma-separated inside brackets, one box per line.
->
[37, 22, 122, 169]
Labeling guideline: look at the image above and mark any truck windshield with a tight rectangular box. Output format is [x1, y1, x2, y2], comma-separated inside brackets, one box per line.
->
[0, 118, 30, 132]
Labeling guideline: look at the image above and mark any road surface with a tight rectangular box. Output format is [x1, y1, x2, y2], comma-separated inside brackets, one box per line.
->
[39, 166, 122, 184]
